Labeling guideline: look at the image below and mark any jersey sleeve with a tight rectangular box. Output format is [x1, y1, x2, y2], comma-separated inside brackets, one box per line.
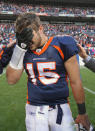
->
[58, 36, 79, 62]
[0, 45, 15, 68]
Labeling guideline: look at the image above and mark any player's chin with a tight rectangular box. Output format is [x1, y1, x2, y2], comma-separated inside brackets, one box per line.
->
[29, 45, 38, 51]
[29, 43, 40, 51]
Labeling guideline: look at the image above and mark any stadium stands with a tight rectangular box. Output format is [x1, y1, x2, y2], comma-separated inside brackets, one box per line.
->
[0, 2, 95, 17]
[0, 1, 95, 56]
[0, 23, 95, 56]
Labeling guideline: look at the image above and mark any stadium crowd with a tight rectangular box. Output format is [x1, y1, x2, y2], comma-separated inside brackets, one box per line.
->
[0, 23, 95, 56]
[0, 23, 15, 49]
[0, 2, 95, 131]
[0, 2, 95, 17]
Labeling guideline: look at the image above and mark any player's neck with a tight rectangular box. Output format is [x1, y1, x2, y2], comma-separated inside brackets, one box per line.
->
[40, 35, 48, 47]
[35, 35, 48, 53]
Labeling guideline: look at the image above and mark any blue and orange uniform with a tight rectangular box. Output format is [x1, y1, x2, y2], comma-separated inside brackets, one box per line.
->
[23, 35, 79, 106]
[0, 45, 15, 74]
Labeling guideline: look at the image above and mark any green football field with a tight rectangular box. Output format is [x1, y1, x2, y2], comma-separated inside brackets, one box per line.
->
[0, 67, 95, 131]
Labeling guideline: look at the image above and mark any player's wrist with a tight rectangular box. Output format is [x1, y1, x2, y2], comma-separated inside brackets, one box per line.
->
[16, 44, 26, 51]
[77, 103, 86, 115]
[9, 45, 26, 69]
[17, 40, 28, 50]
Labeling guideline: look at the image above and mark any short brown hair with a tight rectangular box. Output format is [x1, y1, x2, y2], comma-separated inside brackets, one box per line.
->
[15, 13, 41, 33]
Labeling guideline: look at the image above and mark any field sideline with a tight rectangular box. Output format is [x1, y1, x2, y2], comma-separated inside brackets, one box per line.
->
[0, 67, 95, 131]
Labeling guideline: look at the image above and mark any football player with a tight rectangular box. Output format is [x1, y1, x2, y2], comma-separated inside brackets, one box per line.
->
[0, 40, 16, 74]
[6, 13, 91, 131]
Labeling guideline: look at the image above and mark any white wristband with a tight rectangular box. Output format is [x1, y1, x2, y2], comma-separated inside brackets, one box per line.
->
[9, 45, 26, 69]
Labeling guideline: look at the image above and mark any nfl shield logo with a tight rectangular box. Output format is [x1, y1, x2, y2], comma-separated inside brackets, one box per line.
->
[21, 43, 27, 49]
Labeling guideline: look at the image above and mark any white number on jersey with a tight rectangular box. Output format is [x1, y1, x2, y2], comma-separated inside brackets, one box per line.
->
[26, 62, 60, 85]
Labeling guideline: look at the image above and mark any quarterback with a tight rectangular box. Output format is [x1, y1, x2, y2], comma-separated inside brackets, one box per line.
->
[6, 13, 91, 131]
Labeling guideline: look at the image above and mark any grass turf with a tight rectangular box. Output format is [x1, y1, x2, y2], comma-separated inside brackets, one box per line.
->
[0, 67, 95, 131]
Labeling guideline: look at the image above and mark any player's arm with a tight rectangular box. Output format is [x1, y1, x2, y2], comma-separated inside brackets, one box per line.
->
[64, 55, 90, 130]
[6, 66, 24, 85]
[6, 44, 26, 85]
[78, 44, 95, 72]
[65, 55, 84, 104]
[0, 40, 16, 68]
[6, 28, 33, 85]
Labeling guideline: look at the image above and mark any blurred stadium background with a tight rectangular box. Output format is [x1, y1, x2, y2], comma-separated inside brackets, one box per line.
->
[0, 0, 95, 130]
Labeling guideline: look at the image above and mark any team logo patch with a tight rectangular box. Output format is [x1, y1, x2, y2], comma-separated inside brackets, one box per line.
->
[36, 48, 41, 53]
[21, 43, 27, 49]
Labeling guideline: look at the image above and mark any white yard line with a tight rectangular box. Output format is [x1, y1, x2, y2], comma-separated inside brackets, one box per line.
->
[84, 87, 95, 95]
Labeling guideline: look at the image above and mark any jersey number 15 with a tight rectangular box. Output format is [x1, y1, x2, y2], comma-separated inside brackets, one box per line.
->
[26, 62, 60, 85]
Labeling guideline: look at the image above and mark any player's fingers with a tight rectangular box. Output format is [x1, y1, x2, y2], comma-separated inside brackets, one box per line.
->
[80, 119, 90, 130]
[85, 119, 90, 130]
[75, 118, 80, 124]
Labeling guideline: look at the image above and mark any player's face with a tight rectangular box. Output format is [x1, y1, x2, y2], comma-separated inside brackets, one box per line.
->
[29, 30, 42, 51]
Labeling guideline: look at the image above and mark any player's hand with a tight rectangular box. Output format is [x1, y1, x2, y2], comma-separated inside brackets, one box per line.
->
[16, 28, 33, 50]
[7, 39, 16, 48]
[77, 44, 88, 59]
[75, 114, 90, 130]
